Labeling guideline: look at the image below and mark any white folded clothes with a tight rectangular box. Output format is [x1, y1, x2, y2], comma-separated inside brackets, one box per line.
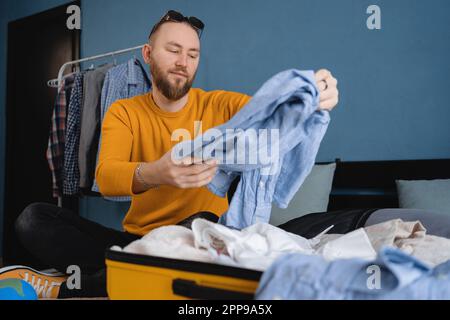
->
[112, 218, 378, 271]
[111, 225, 214, 263]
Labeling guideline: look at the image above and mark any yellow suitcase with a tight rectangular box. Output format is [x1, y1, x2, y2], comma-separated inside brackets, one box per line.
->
[105, 249, 262, 300]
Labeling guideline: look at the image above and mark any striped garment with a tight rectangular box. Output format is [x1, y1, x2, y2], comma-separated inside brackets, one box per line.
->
[46, 74, 75, 197]
[63, 73, 84, 195]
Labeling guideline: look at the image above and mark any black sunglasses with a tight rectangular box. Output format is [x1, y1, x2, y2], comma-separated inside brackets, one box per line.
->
[149, 10, 205, 39]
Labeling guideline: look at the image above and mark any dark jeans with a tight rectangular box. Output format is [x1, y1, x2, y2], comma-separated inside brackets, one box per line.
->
[14, 202, 219, 298]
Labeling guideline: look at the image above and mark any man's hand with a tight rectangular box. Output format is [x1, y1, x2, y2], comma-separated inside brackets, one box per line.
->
[139, 149, 218, 190]
[315, 69, 339, 112]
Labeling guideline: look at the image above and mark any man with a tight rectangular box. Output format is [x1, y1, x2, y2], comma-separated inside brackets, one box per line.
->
[0, 10, 339, 298]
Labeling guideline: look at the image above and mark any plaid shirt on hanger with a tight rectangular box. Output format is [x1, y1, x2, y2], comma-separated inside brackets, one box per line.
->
[63, 73, 84, 195]
[46, 74, 75, 198]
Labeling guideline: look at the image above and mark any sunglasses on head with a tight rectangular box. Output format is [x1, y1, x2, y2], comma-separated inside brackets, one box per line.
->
[149, 10, 205, 39]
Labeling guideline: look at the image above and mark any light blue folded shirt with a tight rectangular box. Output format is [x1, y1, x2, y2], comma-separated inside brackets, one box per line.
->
[256, 246, 450, 300]
[173, 69, 330, 229]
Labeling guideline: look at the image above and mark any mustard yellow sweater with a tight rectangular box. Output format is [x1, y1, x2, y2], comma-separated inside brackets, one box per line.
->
[95, 88, 251, 236]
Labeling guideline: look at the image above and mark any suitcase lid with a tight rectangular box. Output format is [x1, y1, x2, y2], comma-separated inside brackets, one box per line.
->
[105, 249, 262, 281]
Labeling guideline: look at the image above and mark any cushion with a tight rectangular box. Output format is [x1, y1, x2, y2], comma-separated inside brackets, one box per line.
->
[269, 163, 336, 226]
[396, 179, 450, 215]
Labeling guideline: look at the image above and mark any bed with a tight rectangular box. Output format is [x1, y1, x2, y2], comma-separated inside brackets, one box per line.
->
[227, 158, 450, 211]
[327, 158, 450, 210]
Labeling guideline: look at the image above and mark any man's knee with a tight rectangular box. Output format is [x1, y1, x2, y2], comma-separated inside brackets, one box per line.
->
[15, 202, 54, 240]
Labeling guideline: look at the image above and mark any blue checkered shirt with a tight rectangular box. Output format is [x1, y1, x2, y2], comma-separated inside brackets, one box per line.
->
[91, 58, 151, 201]
[63, 73, 84, 195]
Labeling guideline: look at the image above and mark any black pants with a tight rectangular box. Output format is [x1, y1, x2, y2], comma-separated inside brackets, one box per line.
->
[14, 202, 219, 298]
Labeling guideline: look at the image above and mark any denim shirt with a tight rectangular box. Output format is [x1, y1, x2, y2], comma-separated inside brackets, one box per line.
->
[173, 69, 331, 229]
[256, 247, 450, 300]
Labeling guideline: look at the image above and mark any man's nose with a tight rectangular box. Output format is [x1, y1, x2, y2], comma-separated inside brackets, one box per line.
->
[175, 53, 188, 68]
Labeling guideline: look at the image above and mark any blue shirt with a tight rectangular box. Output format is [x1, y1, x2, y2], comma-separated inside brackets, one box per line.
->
[173, 69, 330, 229]
[91, 58, 151, 201]
[256, 247, 450, 300]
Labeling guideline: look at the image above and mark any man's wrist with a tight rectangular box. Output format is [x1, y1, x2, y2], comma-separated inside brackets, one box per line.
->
[137, 162, 160, 188]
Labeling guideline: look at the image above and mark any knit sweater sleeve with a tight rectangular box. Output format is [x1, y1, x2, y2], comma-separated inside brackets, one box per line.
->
[95, 102, 140, 196]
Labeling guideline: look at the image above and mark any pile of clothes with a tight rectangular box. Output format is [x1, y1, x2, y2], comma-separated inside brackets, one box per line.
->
[112, 217, 450, 299]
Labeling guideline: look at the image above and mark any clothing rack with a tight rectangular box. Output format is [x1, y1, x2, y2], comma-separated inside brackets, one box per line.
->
[48, 44, 145, 207]
[47, 44, 145, 89]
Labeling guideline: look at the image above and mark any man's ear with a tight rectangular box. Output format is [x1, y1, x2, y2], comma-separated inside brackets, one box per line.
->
[142, 44, 152, 64]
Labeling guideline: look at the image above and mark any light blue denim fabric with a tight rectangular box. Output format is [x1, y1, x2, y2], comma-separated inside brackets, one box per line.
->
[91, 58, 151, 201]
[256, 247, 450, 300]
[173, 69, 330, 229]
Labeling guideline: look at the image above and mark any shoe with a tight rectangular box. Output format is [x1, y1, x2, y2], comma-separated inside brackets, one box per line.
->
[0, 265, 68, 299]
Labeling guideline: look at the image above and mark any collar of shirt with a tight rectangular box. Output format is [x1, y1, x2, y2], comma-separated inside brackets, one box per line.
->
[128, 58, 150, 87]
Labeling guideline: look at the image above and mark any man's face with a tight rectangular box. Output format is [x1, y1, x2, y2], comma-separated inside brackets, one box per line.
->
[146, 22, 200, 101]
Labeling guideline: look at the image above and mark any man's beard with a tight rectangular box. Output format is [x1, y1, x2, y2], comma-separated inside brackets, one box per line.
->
[149, 58, 196, 101]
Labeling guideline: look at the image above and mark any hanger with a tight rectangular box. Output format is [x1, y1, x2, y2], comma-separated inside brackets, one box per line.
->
[112, 52, 117, 66]
[48, 44, 145, 90]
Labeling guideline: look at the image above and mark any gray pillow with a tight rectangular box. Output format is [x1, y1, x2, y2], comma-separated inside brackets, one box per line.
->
[396, 179, 450, 215]
[269, 163, 336, 226]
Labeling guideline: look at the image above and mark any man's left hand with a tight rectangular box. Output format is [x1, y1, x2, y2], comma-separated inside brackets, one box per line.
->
[315, 69, 339, 112]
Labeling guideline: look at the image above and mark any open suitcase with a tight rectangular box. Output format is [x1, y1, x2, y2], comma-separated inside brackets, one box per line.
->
[105, 177, 263, 300]
[105, 176, 378, 300]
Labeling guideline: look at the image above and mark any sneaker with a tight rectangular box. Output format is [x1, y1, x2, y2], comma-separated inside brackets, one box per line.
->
[0, 265, 68, 299]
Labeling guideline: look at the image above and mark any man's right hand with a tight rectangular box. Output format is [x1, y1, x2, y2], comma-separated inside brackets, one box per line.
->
[140, 149, 218, 189]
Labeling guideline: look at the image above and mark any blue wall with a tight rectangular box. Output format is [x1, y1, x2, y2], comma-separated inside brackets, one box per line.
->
[1, 0, 450, 249]
[79, 0, 450, 229]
